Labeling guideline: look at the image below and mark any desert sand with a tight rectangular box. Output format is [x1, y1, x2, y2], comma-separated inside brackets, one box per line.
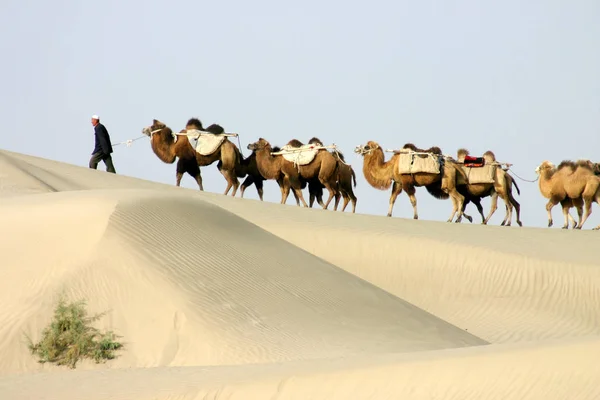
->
[1, 148, 599, 400]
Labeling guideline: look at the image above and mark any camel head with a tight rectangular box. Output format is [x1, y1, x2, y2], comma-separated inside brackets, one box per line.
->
[142, 119, 168, 137]
[354, 141, 380, 156]
[247, 138, 272, 152]
[535, 160, 555, 175]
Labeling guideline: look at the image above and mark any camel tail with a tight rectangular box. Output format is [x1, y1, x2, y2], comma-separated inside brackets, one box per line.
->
[352, 168, 357, 187]
[234, 145, 246, 178]
[507, 172, 521, 196]
[425, 180, 450, 200]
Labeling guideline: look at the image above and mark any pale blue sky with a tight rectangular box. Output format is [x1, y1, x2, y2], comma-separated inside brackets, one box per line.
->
[2, 0, 599, 228]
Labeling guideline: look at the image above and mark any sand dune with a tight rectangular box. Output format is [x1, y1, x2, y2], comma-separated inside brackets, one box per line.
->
[1, 149, 599, 399]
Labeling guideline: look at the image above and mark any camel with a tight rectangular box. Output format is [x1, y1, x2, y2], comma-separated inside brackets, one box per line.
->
[247, 138, 309, 207]
[248, 138, 339, 209]
[454, 149, 522, 227]
[141, 118, 243, 195]
[354, 141, 467, 221]
[305, 137, 358, 213]
[237, 145, 308, 203]
[534, 160, 595, 229]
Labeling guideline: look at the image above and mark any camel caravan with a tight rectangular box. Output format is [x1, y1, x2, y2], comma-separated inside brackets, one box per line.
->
[141, 118, 600, 230]
[141, 118, 357, 213]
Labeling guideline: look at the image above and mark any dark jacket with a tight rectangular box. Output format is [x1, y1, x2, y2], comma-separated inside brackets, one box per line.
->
[92, 123, 113, 155]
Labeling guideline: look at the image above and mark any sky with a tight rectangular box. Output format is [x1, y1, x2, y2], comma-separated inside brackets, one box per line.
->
[1, 0, 599, 229]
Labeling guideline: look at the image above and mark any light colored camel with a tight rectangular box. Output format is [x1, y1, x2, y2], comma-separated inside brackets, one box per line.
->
[454, 149, 522, 227]
[534, 160, 595, 229]
[354, 141, 467, 221]
[141, 118, 243, 195]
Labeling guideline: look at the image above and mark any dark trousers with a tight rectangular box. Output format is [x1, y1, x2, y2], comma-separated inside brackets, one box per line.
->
[89, 152, 116, 173]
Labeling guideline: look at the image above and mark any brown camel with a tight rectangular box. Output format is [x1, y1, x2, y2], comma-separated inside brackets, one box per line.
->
[306, 137, 357, 213]
[238, 145, 307, 203]
[454, 149, 522, 227]
[141, 118, 243, 195]
[236, 149, 266, 200]
[354, 141, 467, 221]
[534, 160, 591, 229]
[249, 138, 339, 209]
[247, 138, 309, 207]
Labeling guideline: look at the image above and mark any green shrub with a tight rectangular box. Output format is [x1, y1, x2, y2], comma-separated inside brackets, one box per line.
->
[25, 295, 124, 369]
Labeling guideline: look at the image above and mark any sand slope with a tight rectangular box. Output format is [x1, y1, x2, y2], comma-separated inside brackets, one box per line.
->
[1, 149, 600, 400]
[2, 336, 600, 400]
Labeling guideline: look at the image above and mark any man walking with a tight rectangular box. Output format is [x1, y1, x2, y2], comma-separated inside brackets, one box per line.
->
[89, 114, 116, 173]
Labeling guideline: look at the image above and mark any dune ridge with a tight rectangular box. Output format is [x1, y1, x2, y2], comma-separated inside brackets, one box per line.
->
[1, 149, 600, 399]
[1, 335, 599, 400]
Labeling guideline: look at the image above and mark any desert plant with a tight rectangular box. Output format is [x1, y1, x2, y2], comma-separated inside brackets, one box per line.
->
[25, 295, 124, 369]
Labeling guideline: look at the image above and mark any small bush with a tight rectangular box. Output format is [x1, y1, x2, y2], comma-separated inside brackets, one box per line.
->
[25, 295, 124, 369]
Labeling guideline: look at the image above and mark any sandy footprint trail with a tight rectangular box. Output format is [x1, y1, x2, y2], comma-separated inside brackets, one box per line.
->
[1, 149, 600, 400]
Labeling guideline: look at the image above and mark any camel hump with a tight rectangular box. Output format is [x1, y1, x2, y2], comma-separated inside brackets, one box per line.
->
[205, 124, 225, 135]
[186, 118, 203, 130]
[402, 143, 418, 152]
[402, 143, 442, 155]
[483, 150, 496, 162]
[308, 137, 324, 146]
[457, 148, 470, 159]
[557, 160, 576, 171]
[427, 146, 443, 155]
[272, 146, 282, 152]
[286, 139, 304, 148]
[575, 160, 594, 171]
[336, 151, 346, 161]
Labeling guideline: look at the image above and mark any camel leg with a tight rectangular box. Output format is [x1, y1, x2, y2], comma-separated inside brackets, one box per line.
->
[341, 194, 350, 212]
[448, 196, 459, 223]
[499, 194, 513, 227]
[546, 198, 559, 228]
[483, 191, 499, 225]
[221, 169, 234, 196]
[447, 195, 460, 223]
[317, 189, 326, 209]
[387, 181, 403, 217]
[349, 193, 357, 214]
[229, 169, 240, 197]
[188, 163, 203, 190]
[447, 190, 465, 223]
[576, 199, 593, 230]
[561, 202, 574, 229]
[474, 198, 485, 223]
[576, 188, 597, 229]
[321, 184, 334, 210]
[175, 159, 185, 187]
[404, 185, 418, 219]
[456, 198, 473, 223]
[506, 192, 522, 227]
[572, 198, 584, 228]
[289, 176, 308, 207]
[240, 176, 254, 198]
[255, 179, 264, 201]
[333, 190, 342, 211]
